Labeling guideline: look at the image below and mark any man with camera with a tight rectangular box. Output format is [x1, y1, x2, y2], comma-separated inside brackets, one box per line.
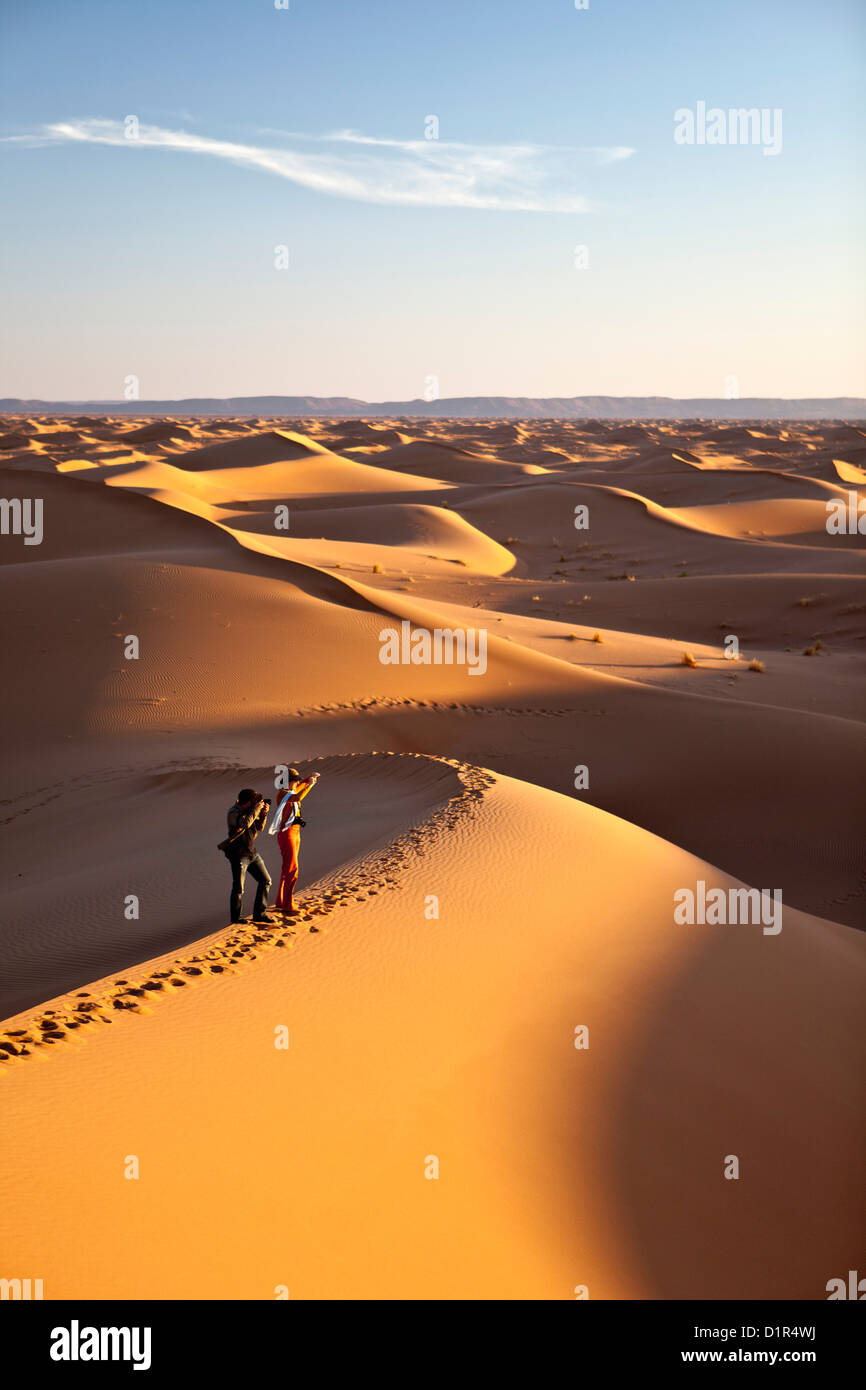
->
[222, 788, 276, 925]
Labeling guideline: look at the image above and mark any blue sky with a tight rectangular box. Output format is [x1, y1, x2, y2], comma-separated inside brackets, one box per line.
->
[1, 0, 863, 400]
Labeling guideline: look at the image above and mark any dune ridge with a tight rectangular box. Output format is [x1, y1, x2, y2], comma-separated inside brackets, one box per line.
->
[0, 753, 493, 1063]
[0, 413, 863, 1300]
[1, 759, 862, 1299]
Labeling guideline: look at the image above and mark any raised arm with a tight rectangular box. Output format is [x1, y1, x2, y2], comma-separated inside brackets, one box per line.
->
[295, 773, 320, 805]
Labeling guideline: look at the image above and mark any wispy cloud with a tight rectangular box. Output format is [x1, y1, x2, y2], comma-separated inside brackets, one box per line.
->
[4, 119, 634, 212]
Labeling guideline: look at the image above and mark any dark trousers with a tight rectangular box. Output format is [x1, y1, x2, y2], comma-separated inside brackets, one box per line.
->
[229, 852, 271, 923]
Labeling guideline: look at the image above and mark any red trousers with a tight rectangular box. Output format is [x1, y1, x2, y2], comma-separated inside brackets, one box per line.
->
[275, 824, 301, 910]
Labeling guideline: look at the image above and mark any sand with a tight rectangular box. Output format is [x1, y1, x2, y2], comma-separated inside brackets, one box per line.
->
[0, 415, 863, 1300]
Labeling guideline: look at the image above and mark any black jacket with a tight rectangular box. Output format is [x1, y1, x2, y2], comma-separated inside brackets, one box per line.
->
[225, 801, 267, 857]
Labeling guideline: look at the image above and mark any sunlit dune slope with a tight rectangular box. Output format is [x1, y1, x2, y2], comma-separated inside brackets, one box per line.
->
[0, 760, 862, 1300]
[220, 501, 516, 574]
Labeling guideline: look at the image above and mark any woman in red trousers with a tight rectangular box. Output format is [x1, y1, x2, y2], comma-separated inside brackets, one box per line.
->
[268, 767, 320, 915]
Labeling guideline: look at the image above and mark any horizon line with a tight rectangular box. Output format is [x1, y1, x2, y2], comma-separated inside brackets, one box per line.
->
[3, 393, 864, 422]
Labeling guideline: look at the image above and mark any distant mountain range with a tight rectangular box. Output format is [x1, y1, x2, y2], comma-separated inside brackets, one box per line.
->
[2, 395, 864, 420]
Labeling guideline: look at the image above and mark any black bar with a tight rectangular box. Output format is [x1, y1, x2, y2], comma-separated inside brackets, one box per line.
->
[2, 1299, 860, 1374]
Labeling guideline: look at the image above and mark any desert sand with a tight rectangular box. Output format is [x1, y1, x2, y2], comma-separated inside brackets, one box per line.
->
[0, 415, 863, 1299]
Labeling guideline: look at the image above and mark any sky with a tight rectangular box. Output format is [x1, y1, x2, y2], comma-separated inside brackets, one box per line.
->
[1, 0, 864, 401]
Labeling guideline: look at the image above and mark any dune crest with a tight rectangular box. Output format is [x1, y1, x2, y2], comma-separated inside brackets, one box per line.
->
[0, 757, 862, 1299]
[0, 412, 863, 1300]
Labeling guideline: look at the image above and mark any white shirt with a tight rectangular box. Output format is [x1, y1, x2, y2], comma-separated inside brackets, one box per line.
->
[267, 792, 298, 835]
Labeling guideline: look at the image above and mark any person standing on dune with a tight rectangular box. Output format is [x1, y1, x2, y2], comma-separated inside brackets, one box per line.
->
[222, 789, 276, 925]
[268, 768, 321, 916]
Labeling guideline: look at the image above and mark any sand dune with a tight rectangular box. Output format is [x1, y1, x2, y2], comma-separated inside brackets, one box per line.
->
[0, 430, 36, 451]
[0, 413, 863, 1301]
[1, 758, 861, 1298]
[570, 462, 849, 507]
[120, 422, 196, 444]
[175, 428, 335, 469]
[672, 497, 864, 546]
[0, 752, 464, 1020]
[407, 593, 866, 722]
[454, 479, 866, 578]
[833, 458, 866, 485]
[599, 446, 706, 472]
[361, 436, 549, 481]
[179, 451, 450, 499]
[0, 465, 231, 562]
[329, 422, 409, 449]
[220, 501, 516, 574]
